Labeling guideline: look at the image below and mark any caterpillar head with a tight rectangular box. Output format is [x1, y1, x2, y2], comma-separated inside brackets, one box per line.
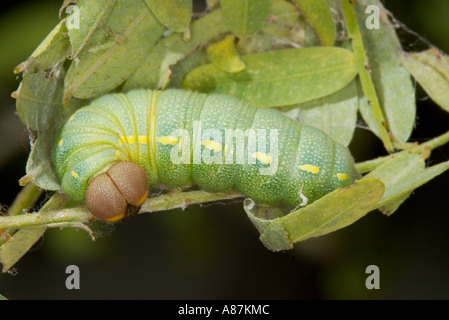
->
[85, 161, 148, 222]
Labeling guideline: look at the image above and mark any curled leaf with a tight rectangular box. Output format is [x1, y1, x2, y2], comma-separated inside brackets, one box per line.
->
[245, 178, 385, 251]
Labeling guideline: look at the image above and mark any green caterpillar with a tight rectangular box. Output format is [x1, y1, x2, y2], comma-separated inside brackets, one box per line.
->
[54, 89, 360, 222]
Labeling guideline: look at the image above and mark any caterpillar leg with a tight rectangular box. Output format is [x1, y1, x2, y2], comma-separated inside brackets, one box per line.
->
[85, 161, 148, 222]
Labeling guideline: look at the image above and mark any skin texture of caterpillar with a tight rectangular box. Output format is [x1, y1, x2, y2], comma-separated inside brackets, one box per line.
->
[54, 89, 360, 222]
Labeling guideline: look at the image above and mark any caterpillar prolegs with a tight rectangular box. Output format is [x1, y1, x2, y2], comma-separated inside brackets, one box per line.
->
[54, 89, 360, 222]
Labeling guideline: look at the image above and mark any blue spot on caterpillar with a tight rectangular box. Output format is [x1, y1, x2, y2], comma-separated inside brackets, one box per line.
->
[54, 89, 360, 222]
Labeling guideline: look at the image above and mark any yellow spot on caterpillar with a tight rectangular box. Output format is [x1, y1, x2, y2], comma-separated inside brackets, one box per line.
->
[298, 164, 320, 174]
[138, 136, 147, 144]
[119, 136, 139, 144]
[201, 140, 222, 152]
[116, 150, 121, 157]
[157, 136, 178, 145]
[251, 152, 273, 164]
[69, 114, 75, 121]
[58, 139, 63, 146]
[337, 173, 348, 181]
[105, 213, 125, 223]
[71, 171, 79, 178]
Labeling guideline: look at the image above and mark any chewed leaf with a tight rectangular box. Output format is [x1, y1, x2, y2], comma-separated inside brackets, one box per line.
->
[245, 178, 385, 251]
[354, 0, 416, 147]
[183, 47, 357, 108]
[207, 35, 246, 73]
[291, 0, 335, 46]
[63, 0, 163, 104]
[401, 49, 449, 113]
[145, 0, 192, 33]
[220, 0, 271, 37]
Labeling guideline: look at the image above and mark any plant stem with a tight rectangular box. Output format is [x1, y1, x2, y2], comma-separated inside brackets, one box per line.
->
[342, 0, 394, 152]
[0, 183, 43, 246]
[0, 189, 243, 230]
[356, 129, 449, 173]
[6, 182, 43, 217]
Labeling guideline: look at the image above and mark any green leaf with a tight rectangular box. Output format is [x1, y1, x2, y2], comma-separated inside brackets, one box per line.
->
[291, 0, 335, 46]
[63, 0, 164, 105]
[183, 46, 357, 108]
[145, 0, 192, 33]
[14, 18, 70, 76]
[207, 35, 246, 73]
[66, 0, 116, 59]
[401, 49, 449, 113]
[354, 0, 416, 147]
[0, 227, 47, 272]
[123, 8, 229, 90]
[220, 0, 272, 37]
[342, 0, 394, 152]
[15, 67, 66, 132]
[13, 18, 71, 131]
[245, 178, 385, 251]
[365, 151, 449, 215]
[261, 0, 299, 39]
[0, 294, 7, 300]
[282, 79, 359, 146]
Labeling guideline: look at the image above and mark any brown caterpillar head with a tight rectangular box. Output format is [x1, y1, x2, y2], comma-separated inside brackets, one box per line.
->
[85, 161, 148, 222]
